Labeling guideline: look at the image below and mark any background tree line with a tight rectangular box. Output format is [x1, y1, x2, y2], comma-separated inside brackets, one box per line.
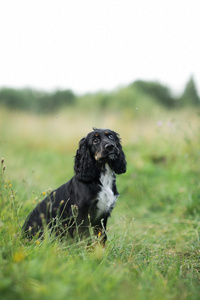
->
[0, 76, 199, 113]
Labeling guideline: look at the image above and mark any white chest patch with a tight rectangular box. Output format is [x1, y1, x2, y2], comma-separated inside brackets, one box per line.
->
[95, 164, 118, 220]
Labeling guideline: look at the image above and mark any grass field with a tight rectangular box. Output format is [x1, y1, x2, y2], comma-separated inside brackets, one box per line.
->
[0, 105, 200, 300]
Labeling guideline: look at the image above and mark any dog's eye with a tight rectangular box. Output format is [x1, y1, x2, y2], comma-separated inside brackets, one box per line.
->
[108, 134, 114, 140]
[93, 138, 99, 144]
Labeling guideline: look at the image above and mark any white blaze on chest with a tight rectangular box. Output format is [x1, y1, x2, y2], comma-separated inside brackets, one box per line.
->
[96, 164, 117, 220]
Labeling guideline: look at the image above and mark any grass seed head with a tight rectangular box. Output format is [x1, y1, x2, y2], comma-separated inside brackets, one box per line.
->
[40, 213, 45, 219]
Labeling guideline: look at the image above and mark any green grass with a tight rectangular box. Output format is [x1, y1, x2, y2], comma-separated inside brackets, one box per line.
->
[0, 106, 200, 300]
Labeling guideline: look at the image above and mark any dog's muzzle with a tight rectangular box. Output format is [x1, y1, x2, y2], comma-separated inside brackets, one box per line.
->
[105, 143, 119, 160]
[95, 143, 119, 161]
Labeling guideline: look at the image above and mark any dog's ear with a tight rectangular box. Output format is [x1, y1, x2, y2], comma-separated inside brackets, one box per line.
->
[74, 137, 99, 182]
[110, 136, 127, 175]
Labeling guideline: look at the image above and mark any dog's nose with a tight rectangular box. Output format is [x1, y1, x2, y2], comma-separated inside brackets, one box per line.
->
[105, 143, 114, 151]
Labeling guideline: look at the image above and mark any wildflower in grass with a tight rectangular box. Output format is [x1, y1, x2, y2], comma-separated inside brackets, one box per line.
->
[157, 120, 163, 126]
[36, 240, 40, 245]
[4, 185, 7, 188]
[9, 184, 12, 187]
[42, 192, 46, 196]
[13, 251, 25, 263]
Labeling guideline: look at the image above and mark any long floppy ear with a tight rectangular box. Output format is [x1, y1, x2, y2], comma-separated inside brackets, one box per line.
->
[110, 137, 127, 174]
[74, 137, 100, 182]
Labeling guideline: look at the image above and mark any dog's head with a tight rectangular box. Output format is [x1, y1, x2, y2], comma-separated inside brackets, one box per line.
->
[74, 128, 126, 181]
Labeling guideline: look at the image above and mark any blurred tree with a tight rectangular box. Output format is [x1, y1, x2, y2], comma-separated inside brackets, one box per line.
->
[0, 88, 32, 110]
[37, 90, 76, 112]
[179, 76, 200, 106]
[0, 88, 76, 113]
[53, 90, 75, 106]
[131, 80, 176, 108]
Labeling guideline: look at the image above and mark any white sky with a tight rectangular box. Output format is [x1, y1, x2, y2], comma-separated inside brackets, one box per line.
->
[0, 0, 199, 95]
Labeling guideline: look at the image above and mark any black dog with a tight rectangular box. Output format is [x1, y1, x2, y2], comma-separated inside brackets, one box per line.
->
[22, 128, 126, 244]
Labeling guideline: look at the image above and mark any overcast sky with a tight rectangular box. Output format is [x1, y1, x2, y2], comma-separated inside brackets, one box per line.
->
[0, 0, 199, 95]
